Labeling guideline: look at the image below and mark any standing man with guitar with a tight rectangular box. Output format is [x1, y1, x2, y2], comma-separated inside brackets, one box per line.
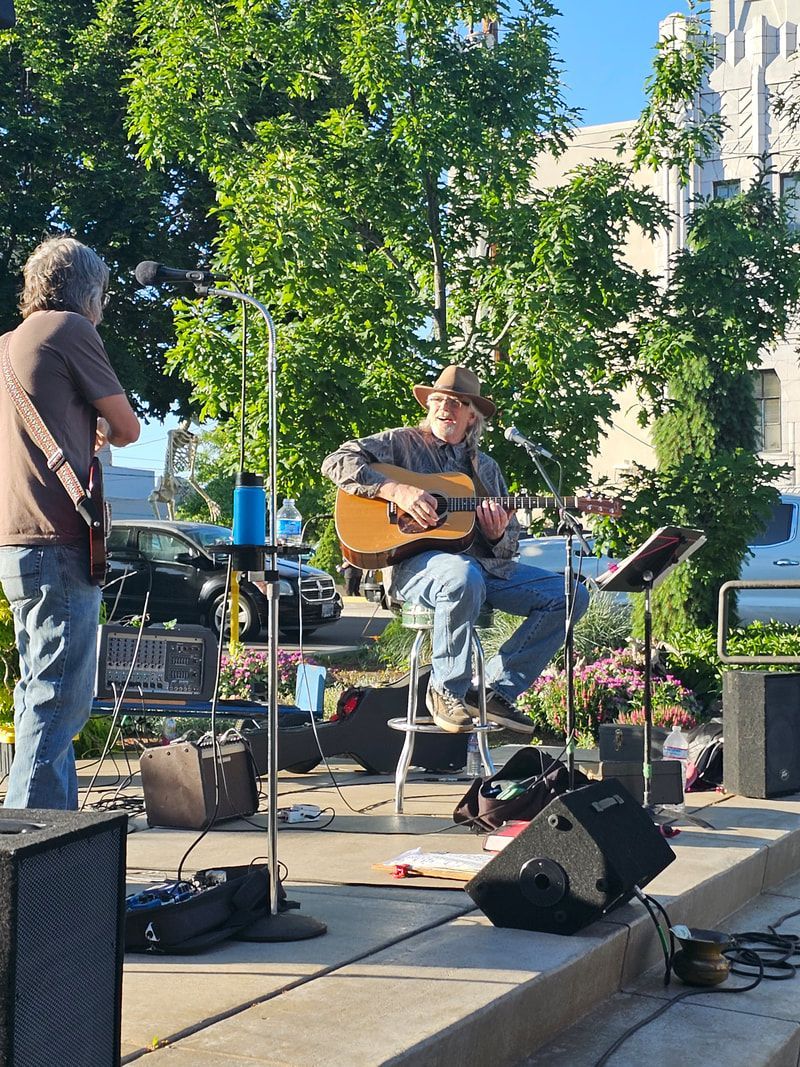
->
[0, 237, 140, 809]
[323, 365, 590, 735]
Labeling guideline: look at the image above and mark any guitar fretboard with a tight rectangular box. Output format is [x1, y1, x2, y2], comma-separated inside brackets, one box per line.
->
[446, 495, 577, 512]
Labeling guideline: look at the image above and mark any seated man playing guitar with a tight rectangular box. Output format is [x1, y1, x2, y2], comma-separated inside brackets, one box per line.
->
[0, 237, 139, 809]
[322, 364, 590, 735]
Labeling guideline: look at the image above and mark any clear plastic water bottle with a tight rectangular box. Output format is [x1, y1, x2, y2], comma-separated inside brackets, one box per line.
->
[663, 725, 689, 806]
[466, 732, 481, 777]
[162, 717, 179, 745]
[276, 498, 303, 546]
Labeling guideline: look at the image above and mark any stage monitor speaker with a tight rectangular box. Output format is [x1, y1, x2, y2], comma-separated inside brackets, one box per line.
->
[0, 809, 127, 1067]
[723, 671, 800, 798]
[141, 739, 259, 829]
[465, 779, 675, 935]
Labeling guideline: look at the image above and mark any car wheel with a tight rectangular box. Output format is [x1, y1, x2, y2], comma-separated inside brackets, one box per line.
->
[210, 592, 261, 641]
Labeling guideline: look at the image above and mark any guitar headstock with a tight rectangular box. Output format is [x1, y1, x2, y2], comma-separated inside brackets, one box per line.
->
[576, 495, 623, 518]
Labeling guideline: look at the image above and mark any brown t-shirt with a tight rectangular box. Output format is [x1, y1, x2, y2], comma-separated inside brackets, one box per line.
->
[0, 310, 126, 545]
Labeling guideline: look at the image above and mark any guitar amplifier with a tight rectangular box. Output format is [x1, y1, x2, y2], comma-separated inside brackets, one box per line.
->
[140, 739, 259, 829]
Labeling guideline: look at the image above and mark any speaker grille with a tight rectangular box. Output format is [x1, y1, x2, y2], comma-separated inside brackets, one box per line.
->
[14, 829, 123, 1067]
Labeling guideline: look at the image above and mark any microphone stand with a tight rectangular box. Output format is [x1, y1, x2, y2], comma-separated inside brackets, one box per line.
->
[197, 283, 326, 942]
[516, 444, 591, 791]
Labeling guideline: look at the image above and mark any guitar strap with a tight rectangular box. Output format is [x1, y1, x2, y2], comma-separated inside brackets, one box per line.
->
[0, 332, 95, 528]
[469, 450, 494, 500]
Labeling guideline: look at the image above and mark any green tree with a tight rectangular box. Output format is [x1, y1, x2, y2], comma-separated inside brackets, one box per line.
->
[0, 0, 217, 415]
[125, 0, 672, 500]
[592, 9, 800, 634]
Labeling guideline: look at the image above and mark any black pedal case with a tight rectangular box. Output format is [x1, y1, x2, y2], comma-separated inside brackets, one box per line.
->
[599, 724, 670, 761]
[576, 755, 684, 805]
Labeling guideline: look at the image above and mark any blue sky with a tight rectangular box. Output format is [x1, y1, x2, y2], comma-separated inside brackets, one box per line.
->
[114, 0, 681, 473]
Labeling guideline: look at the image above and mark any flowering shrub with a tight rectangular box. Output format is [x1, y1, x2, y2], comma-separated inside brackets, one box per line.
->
[517, 648, 700, 748]
[219, 647, 318, 702]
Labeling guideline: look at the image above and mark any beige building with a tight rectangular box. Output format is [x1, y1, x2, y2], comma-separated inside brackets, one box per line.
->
[540, 1, 800, 487]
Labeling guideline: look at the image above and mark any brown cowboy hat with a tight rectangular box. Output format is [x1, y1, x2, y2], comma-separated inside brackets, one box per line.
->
[412, 364, 496, 418]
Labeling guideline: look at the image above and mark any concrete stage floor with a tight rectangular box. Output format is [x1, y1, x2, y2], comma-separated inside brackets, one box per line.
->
[78, 747, 800, 1067]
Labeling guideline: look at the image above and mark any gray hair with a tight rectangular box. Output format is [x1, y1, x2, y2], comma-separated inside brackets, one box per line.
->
[19, 237, 109, 323]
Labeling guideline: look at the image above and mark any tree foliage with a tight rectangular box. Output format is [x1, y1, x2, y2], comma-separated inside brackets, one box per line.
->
[125, 0, 673, 500]
[595, 178, 800, 634]
[0, 0, 217, 415]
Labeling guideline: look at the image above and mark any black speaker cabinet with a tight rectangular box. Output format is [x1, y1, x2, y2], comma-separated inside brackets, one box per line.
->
[141, 740, 259, 829]
[466, 779, 675, 935]
[723, 671, 800, 798]
[0, 809, 127, 1067]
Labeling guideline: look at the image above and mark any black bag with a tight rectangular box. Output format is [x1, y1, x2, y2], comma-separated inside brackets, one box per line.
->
[686, 718, 724, 792]
[125, 864, 284, 954]
[453, 747, 589, 834]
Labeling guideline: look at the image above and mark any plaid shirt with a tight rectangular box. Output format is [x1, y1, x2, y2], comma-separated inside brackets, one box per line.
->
[321, 425, 521, 581]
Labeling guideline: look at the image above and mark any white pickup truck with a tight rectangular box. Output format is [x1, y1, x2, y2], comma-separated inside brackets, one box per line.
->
[518, 494, 800, 625]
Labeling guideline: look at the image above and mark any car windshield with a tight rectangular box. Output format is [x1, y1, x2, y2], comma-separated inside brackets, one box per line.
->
[178, 523, 311, 575]
[180, 524, 232, 548]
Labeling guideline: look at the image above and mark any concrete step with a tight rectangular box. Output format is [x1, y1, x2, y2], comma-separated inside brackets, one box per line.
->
[126, 792, 800, 1066]
[521, 874, 800, 1067]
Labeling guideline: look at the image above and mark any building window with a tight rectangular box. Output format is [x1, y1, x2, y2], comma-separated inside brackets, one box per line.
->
[713, 179, 741, 200]
[780, 173, 800, 230]
[755, 369, 781, 452]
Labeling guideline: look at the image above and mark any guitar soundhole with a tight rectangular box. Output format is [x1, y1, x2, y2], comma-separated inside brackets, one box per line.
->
[397, 495, 449, 535]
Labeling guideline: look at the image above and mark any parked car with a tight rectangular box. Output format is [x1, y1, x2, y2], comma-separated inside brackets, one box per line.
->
[517, 494, 800, 625]
[103, 520, 342, 640]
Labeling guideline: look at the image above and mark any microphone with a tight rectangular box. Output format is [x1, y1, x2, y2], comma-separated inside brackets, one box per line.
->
[134, 261, 221, 287]
[503, 425, 554, 460]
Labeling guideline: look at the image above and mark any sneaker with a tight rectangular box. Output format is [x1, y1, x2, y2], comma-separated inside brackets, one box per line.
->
[466, 688, 536, 735]
[425, 687, 474, 733]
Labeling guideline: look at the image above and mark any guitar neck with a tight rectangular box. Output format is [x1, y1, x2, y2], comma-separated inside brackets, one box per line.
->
[448, 495, 573, 512]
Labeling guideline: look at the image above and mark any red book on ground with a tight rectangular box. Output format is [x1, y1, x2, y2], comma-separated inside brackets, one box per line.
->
[482, 821, 530, 853]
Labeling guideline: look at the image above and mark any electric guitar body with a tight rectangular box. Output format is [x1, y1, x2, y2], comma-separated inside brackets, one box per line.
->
[335, 463, 621, 569]
[87, 456, 109, 585]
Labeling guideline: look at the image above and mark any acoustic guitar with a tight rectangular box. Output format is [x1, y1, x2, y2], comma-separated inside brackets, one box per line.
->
[335, 464, 622, 569]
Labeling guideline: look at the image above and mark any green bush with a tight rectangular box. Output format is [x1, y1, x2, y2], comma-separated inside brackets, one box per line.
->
[0, 589, 17, 723]
[664, 621, 800, 711]
[308, 519, 343, 576]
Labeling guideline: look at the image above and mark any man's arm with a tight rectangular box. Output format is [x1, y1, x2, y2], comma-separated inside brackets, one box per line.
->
[321, 429, 439, 528]
[94, 394, 140, 448]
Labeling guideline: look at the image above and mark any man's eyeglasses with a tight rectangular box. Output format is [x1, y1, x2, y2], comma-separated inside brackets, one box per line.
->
[428, 394, 468, 411]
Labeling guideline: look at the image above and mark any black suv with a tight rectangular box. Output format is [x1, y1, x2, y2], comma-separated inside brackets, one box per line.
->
[104, 520, 342, 640]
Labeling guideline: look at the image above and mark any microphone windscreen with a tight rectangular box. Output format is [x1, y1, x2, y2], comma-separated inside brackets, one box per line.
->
[134, 261, 160, 286]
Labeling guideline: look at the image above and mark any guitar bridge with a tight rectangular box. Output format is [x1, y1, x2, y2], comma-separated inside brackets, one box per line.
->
[387, 502, 399, 526]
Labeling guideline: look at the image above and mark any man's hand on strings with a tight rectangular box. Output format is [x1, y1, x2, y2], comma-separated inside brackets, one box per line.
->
[381, 481, 440, 528]
[477, 499, 510, 543]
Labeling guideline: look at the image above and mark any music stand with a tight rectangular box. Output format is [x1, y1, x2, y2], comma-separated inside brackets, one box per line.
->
[596, 527, 706, 819]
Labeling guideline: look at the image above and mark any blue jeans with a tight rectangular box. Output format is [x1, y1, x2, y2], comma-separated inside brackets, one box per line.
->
[0, 543, 101, 810]
[392, 552, 590, 701]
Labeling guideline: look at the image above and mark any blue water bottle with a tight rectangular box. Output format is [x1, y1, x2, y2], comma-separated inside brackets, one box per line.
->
[232, 472, 266, 545]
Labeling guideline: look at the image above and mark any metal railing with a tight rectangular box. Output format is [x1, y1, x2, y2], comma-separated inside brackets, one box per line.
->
[717, 579, 800, 664]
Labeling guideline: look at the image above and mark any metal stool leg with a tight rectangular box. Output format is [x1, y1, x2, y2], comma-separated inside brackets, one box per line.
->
[395, 628, 427, 814]
[470, 630, 495, 777]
